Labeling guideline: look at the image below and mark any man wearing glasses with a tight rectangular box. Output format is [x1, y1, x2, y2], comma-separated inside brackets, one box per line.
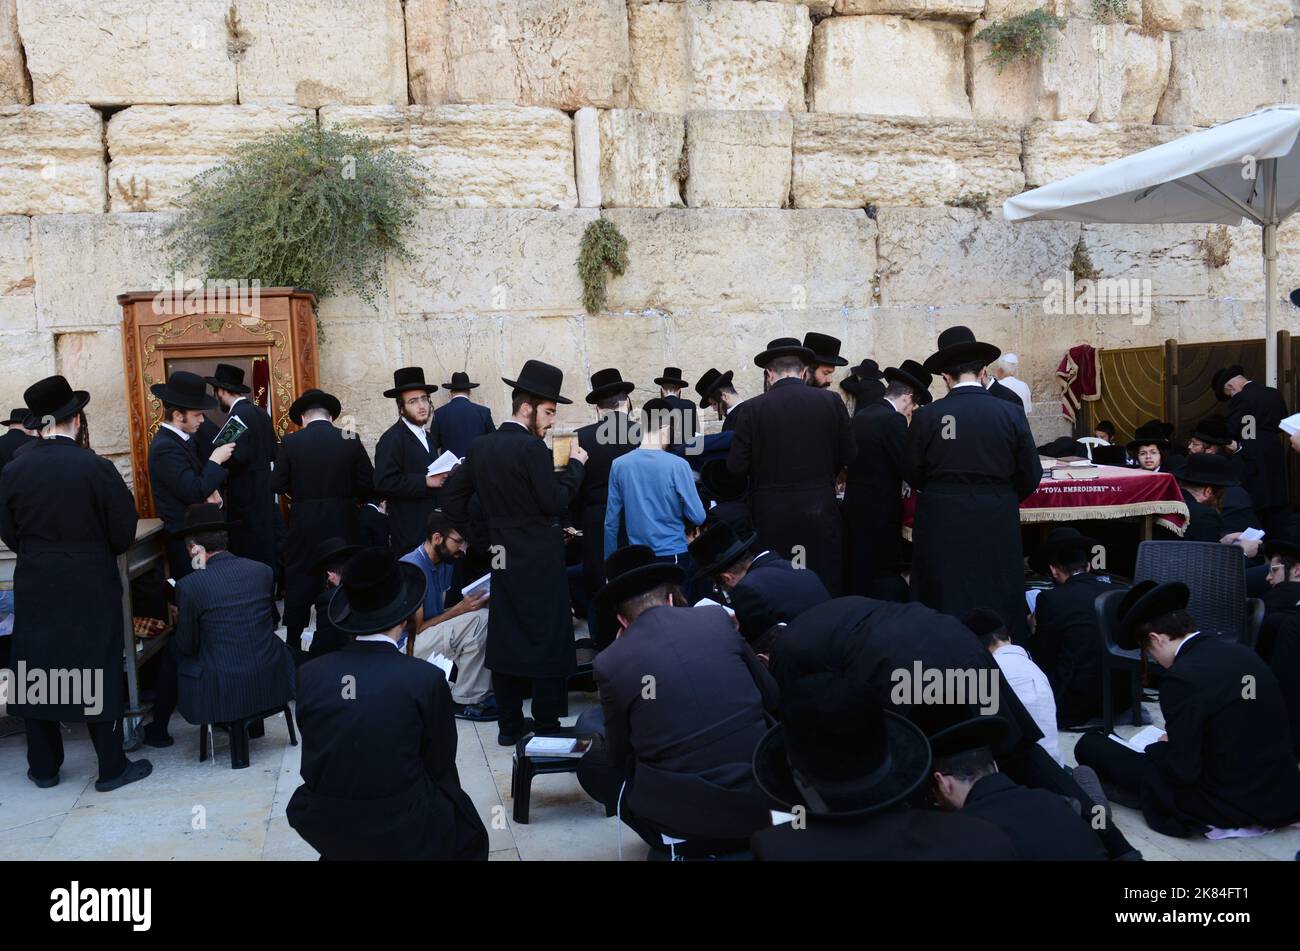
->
[375, 367, 453, 557]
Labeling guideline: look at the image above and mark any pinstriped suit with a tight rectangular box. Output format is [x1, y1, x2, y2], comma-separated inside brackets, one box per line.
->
[174, 549, 295, 725]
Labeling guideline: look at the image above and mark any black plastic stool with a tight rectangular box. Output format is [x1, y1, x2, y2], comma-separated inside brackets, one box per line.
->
[510, 727, 611, 824]
[199, 704, 297, 769]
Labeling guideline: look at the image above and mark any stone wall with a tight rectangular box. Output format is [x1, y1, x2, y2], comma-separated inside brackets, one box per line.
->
[2, 0, 1300, 482]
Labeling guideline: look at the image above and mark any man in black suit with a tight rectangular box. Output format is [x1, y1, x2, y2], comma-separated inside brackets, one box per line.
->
[688, 519, 829, 649]
[1075, 581, 1300, 837]
[146, 372, 234, 581]
[905, 326, 1042, 643]
[840, 359, 886, 416]
[287, 547, 489, 860]
[0, 376, 150, 792]
[0, 406, 36, 476]
[1165, 453, 1237, 544]
[273, 388, 375, 660]
[206, 363, 278, 570]
[374, 367, 446, 559]
[578, 546, 776, 857]
[431, 371, 494, 461]
[843, 359, 930, 597]
[987, 376, 1024, 408]
[303, 536, 359, 660]
[727, 338, 855, 596]
[441, 360, 588, 745]
[653, 367, 699, 457]
[801, 331, 849, 389]
[1185, 415, 1256, 534]
[1214, 364, 1290, 537]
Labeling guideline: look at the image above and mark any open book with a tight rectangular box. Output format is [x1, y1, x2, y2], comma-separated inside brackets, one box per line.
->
[1108, 724, 1165, 753]
[212, 414, 248, 447]
[427, 450, 463, 477]
[1280, 412, 1300, 437]
[461, 572, 490, 600]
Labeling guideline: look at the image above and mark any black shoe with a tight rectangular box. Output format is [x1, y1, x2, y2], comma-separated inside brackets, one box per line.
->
[95, 758, 153, 792]
[27, 769, 58, 789]
[498, 717, 535, 747]
[453, 695, 499, 722]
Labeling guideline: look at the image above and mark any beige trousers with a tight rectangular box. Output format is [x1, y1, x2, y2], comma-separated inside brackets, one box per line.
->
[412, 607, 492, 705]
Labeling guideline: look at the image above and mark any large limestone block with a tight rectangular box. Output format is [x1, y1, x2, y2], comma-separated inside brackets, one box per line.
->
[0, 330, 54, 389]
[55, 329, 130, 454]
[628, 0, 834, 10]
[316, 318, 404, 455]
[984, 0, 1142, 21]
[792, 114, 1024, 208]
[0, 105, 106, 215]
[1156, 30, 1300, 127]
[875, 207, 1081, 306]
[628, 2, 812, 113]
[399, 314, 507, 415]
[390, 208, 598, 316]
[0, 215, 34, 332]
[1144, 0, 1292, 32]
[16, 0, 237, 105]
[1, 0, 29, 105]
[321, 105, 577, 209]
[834, 1, 984, 21]
[1022, 120, 1194, 188]
[106, 104, 314, 213]
[405, 0, 450, 106]
[572, 110, 684, 208]
[436, 0, 629, 110]
[810, 16, 970, 119]
[685, 111, 792, 208]
[234, 0, 407, 107]
[499, 315, 588, 429]
[1078, 222, 1232, 301]
[1094, 25, 1171, 124]
[583, 312, 673, 407]
[601, 208, 876, 312]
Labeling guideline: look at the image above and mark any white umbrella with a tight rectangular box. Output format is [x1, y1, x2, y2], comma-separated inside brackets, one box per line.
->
[1003, 105, 1300, 386]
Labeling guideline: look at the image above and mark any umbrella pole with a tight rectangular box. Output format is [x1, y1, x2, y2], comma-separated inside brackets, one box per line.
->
[1266, 221, 1278, 388]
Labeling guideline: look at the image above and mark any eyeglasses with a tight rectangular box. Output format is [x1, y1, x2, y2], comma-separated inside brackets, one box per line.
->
[404, 395, 431, 407]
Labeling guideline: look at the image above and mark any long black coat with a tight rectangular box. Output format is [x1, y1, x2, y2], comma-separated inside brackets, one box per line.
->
[961, 772, 1106, 860]
[729, 551, 830, 645]
[904, 385, 1041, 643]
[288, 641, 489, 861]
[660, 393, 698, 457]
[224, 398, 278, 569]
[1226, 380, 1289, 512]
[0, 437, 138, 722]
[147, 426, 226, 580]
[442, 422, 584, 677]
[752, 807, 1017, 861]
[432, 396, 494, 461]
[843, 399, 906, 595]
[727, 377, 855, 596]
[1034, 572, 1123, 726]
[374, 419, 437, 558]
[0, 427, 35, 477]
[572, 412, 638, 645]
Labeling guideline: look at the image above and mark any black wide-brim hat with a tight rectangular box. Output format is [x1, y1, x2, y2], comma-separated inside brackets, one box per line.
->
[1172, 451, 1239, 487]
[328, 547, 429, 636]
[1038, 436, 1087, 458]
[802, 332, 849, 367]
[503, 359, 572, 405]
[204, 362, 251, 394]
[688, 519, 758, 581]
[167, 502, 238, 538]
[309, 536, 362, 576]
[288, 388, 341, 425]
[1190, 415, 1232, 446]
[595, 545, 684, 613]
[884, 360, 933, 405]
[22, 374, 90, 430]
[1116, 579, 1190, 650]
[1264, 538, 1300, 561]
[1211, 364, 1245, 402]
[384, 366, 437, 399]
[654, 367, 689, 387]
[700, 458, 748, 502]
[696, 368, 734, 407]
[151, 370, 219, 412]
[1032, 527, 1098, 574]
[850, 359, 884, 381]
[1126, 420, 1171, 456]
[929, 715, 1010, 763]
[754, 337, 815, 368]
[586, 367, 635, 404]
[442, 371, 479, 391]
[922, 325, 1001, 374]
[1, 406, 29, 426]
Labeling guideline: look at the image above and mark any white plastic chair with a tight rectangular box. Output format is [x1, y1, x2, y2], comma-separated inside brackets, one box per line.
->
[1076, 436, 1107, 462]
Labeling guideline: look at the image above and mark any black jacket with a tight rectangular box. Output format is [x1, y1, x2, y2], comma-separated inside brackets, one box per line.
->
[1034, 572, 1122, 726]
[988, 379, 1024, 408]
[147, 425, 227, 580]
[432, 396, 494, 461]
[0, 427, 35, 476]
[1175, 490, 1225, 543]
[752, 807, 1017, 861]
[729, 551, 830, 645]
[1226, 380, 1289, 511]
[660, 393, 698, 456]
[358, 501, 390, 551]
[223, 398, 278, 569]
[273, 419, 374, 572]
[961, 772, 1106, 860]
[843, 399, 907, 593]
[374, 419, 437, 557]
[288, 641, 489, 861]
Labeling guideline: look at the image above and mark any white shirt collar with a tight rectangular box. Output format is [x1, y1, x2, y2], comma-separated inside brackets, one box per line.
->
[402, 416, 430, 449]
[160, 422, 191, 442]
[450, 393, 469, 401]
[354, 633, 399, 648]
[229, 395, 246, 410]
[725, 400, 739, 415]
[1174, 631, 1200, 657]
[954, 381, 983, 389]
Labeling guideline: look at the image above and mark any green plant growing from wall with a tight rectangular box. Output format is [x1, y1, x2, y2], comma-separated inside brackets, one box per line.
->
[1091, 0, 1128, 23]
[165, 121, 426, 310]
[1071, 237, 1100, 292]
[974, 9, 1067, 73]
[577, 218, 629, 314]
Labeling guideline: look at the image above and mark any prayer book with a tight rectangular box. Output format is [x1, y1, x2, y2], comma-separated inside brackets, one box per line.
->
[426, 450, 462, 477]
[523, 735, 592, 758]
[426, 651, 454, 681]
[1279, 412, 1300, 437]
[1108, 725, 1165, 753]
[1240, 527, 1265, 542]
[461, 573, 491, 599]
[212, 414, 248, 447]
[694, 597, 736, 619]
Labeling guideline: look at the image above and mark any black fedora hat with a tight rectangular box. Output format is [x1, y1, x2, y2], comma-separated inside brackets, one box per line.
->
[688, 519, 758, 581]
[929, 715, 1010, 764]
[595, 545, 684, 614]
[654, 366, 689, 387]
[802, 332, 849, 367]
[204, 363, 251, 394]
[1032, 527, 1098, 574]
[695, 367, 734, 407]
[884, 359, 933, 405]
[1263, 538, 1300, 562]
[168, 502, 236, 538]
[922, 325, 1001, 374]
[309, 536, 362, 576]
[849, 358, 884, 381]
[1126, 420, 1171, 456]
[1037, 435, 1087, 458]
[1116, 579, 1189, 650]
[288, 388, 341, 425]
[700, 458, 748, 502]
[22, 375, 90, 430]
[383, 366, 437, 399]
[585, 367, 635, 404]
[839, 374, 862, 397]
[1, 406, 29, 426]
[503, 359, 572, 405]
[754, 337, 815, 368]
[1210, 364, 1245, 402]
[327, 546, 428, 636]
[1173, 452, 1239, 487]
[442, 371, 479, 391]
[151, 371, 219, 412]
[1190, 415, 1232, 447]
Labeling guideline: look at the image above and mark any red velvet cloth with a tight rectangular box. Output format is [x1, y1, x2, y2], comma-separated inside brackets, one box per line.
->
[1056, 344, 1100, 423]
[252, 357, 270, 411]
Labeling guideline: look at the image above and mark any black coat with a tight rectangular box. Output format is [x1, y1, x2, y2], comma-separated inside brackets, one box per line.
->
[442, 422, 584, 677]
[307, 586, 349, 659]
[752, 807, 1018, 861]
[173, 550, 295, 725]
[843, 399, 906, 595]
[1220, 485, 1259, 537]
[374, 419, 437, 558]
[988, 379, 1024, 408]
[194, 418, 218, 461]
[358, 502, 390, 551]
[432, 396, 494, 461]
[288, 641, 489, 861]
[660, 393, 698, 456]
[147, 426, 227, 580]
[1034, 572, 1122, 726]
[1226, 380, 1289, 512]
[0, 427, 35, 476]
[0, 437, 138, 721]
[961, 772, 1106, 860]
[223, 398, 278, 569]
[904, 385, 1041, 643]
[729, 551, 830, 645]
[1172, 490, 1224, 543]
[727, 377, 855, 596]
[595, 604, 777, 838]
[572, 412, 638, 644]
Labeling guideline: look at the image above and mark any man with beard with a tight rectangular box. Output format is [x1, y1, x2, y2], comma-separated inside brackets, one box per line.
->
[206, 363, 278, 570]
[802, 332, 849, 389]
[727, 338, 855, 596]
[696, 367, 746, 433]
[374, 367, 448, 558]
[441, 360, 588, 745]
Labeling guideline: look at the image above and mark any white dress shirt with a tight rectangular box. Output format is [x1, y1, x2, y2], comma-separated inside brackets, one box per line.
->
[991, 643, 1062, 765]
[1000, 374, 1033, 414]
[403, 416, 430, 453]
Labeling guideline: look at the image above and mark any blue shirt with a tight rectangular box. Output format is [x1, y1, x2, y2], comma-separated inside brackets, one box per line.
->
[605, 447, 707, 558]
[400, 543, 456, 621]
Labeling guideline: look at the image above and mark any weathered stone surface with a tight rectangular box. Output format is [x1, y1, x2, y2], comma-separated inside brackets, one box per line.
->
[16, 0, 237, 105]
[984, 0, 1142, 20]
[835, 0, 984, 20]
[1145, 0, 1292, 32]
[685, 111, 792, 208]
[321, 105, 577, 209]
[1, 0, 29, 105]
[56, 329, 130, 454]
[573, 107, 602, 208]
[0, 330, 54, 391]
[1078, 222, 1242, 301]
[628, 0, 833, 10]
[792, 114, 1024, 208]
[499, 315, 588, 429]
[0, 215, 34, 332]
[316, 317, 404, 455]
[439, 0, 630, 110]
[1095, 24, 1171, 123]
[398, 314, 507, 419]
[579, 109, 685, 209]
[583, 311, 673, 407]
[811, 15, 969, 119]
[234, 0, 407, 107]
[601, 208, 876, 312]
[405, 0, 450, 106]
[1156, 30, 1300, 127]
[628, 2, 812, 113]
[1021, 120, 1194, 188]
[106, 104, 314, 213]
[0, 105, 105, 215]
